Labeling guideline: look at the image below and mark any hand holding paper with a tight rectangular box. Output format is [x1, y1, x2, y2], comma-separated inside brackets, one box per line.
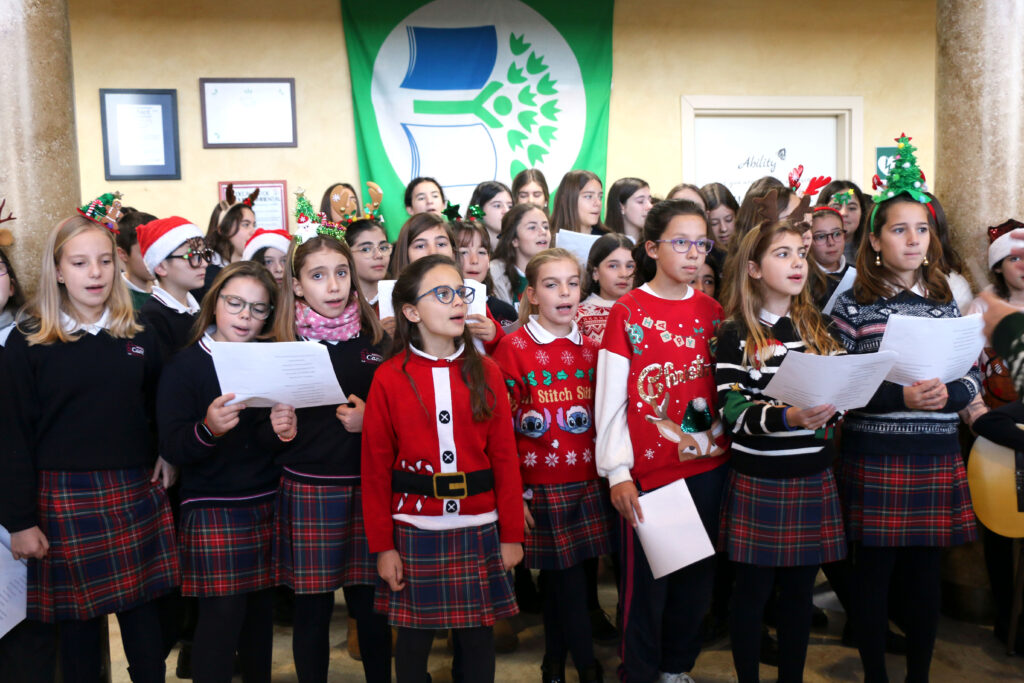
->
[210, 341, 346, 409]
[633, 478, 715, 579]
[762, 350, 898, 412]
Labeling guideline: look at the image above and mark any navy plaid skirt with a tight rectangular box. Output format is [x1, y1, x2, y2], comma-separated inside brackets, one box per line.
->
[273, 475, 377, 593]
[838, 450, 977, 547]
[718, 469, 847, 567]
[374, 521, 517, 629]
[524, 480, 612, 570]
[31, 469, 179, 622]
[179, 492, 275, 597]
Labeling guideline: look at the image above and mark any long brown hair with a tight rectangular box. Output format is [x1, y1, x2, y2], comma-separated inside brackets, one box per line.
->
[852, 196, 951, 305]
[388, 212, 455, 278]
[604, 177, 648, 235]
[493, 203, 548, 301]
[453, 219, 497, 290]
[723, 220, 840, 368]
[388, 255, 495, 421]
[517, 248, 582, 325]
[188, 261, 279, 346]
[271, 236, 384, 344]
[511, 167, 550, 208]
[550, 170, 604, 234]
[207, 203, 254, 263]
[21, 216, 141, 345]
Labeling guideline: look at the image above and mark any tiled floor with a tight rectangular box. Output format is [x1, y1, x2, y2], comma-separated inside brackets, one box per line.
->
[108, 579, 1024, 682]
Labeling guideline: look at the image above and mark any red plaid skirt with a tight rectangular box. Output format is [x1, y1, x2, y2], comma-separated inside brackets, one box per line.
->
[374, 521, 518, 629]
[179, 492, 275, 597]
[273, 475, 377, 593]
[31, 469, 179, 622]
[718, 469, 847, 567]
[838, 451, 977, 547]
[524, 480, 612, 570]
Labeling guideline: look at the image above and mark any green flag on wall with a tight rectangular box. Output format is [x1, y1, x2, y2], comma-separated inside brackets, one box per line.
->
[341, 0, 613, 238]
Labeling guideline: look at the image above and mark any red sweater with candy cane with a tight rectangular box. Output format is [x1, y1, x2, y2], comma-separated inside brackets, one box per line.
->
[361, 344, 525, 553]
[492, 318, 599, 485]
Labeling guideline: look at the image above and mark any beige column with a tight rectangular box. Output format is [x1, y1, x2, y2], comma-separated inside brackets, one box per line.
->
[935, 0, 1024, 286]
[0, 0, 81, 296]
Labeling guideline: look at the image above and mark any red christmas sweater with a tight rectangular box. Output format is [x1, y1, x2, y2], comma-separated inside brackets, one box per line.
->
[492, 318, 599, 485]
[597, 285, 729, 491]
[575, 294, 615, 346]
[361, 345, 524, 553]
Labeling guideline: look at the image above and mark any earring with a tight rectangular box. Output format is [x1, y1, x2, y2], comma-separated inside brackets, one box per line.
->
[874, 252, 881, 267]
[922, 256, 929, 266]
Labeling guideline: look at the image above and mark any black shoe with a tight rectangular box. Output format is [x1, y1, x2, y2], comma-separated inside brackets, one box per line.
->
[759, 627, 779, 667]
[590, 608, 618, 645]
[175, 642, 192, 679]
[541, 657, 566, 683]
[577, 661, 604, 682]
[811, 605, 829, 630]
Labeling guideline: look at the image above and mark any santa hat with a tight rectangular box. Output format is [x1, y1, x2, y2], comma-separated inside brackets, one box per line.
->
[989, 219, 1024, 270]
[137, 216, 204, 275]
[243, 228, 292, 261]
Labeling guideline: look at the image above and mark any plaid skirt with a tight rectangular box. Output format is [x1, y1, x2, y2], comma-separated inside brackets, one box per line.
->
[838, 450, 977, 547]
[718, 469, 847, 567]
[524, 480, 612, 570]
[374, 521, 518, 629]
[179, 491, 275, 597]
[273, 475, 377, 593]
[31, 469, 179, 623]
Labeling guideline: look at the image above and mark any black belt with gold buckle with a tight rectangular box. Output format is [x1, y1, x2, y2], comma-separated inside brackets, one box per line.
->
[391, 469, 494, 500]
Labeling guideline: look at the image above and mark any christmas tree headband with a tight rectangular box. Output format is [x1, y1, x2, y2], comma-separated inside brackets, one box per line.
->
[77, 191, 124, 234]
[831, 188, 857, 206]
[869, 133, 933, 233]
[441, 201, 485, 224]
[293, 189, 347, 245]
[0, 198, 14, 247]
[330, 182, 385, 226]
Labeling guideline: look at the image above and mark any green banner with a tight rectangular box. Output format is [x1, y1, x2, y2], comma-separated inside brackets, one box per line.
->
[341, 0, 613, 238]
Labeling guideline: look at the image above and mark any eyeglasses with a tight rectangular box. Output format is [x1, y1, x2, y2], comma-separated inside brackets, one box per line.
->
[218, 294, 273, 320]
[414, 284, 475, 305]
[654, 238, 715, 254]
[811, 230, 844, 244]
[167, 247, 214, 268]
[353, 243, 392, 257]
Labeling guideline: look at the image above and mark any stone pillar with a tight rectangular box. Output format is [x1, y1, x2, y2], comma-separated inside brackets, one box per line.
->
[0, 0, 81, 297]
[935, 0, 1024, 286]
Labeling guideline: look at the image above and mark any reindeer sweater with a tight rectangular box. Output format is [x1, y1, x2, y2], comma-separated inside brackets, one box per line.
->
[492, 318, 599, 485]
[596, 285, 728, 491]
[715, 313, 842, 478]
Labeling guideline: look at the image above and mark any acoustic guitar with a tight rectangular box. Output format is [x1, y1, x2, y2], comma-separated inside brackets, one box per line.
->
[968, 436, 1024, 538]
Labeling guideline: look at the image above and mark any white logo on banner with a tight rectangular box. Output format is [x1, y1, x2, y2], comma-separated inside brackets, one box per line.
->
[371, 0, 586, 208]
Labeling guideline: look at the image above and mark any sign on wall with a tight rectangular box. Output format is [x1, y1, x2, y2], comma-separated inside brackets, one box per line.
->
[875, 146, 899, 184]
[217, 181, 288, 232]
[341, 0, 613, 237]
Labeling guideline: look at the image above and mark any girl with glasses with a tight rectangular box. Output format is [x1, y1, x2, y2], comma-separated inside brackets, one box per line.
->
[344, 218, 393, 316]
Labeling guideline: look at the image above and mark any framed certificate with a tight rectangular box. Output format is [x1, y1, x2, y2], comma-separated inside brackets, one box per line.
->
[200, 78, 297, 148]
[100, 89, 181, 180]
[217, 180, 289, 231]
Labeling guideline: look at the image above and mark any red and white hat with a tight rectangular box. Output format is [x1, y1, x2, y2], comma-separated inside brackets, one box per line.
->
[137, 216, 204, 275]
[243, 228, 292, 261]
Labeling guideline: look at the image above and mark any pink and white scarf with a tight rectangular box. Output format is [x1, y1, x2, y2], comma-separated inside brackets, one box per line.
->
[295, 300, 361, 341]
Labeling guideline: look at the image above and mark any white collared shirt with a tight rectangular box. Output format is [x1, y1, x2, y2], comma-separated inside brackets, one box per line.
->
[409, 342, 465, 362]
[525, 315, 583, 345]
[61, 309, 112, 336]
[150, 285, 200, 315]
[121, 273, 150, 294]
[817, 255, 847, 275]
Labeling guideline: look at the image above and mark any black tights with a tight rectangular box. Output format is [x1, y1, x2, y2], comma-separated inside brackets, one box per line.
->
[852, 545, 941, 683]
[192, 589, 274, 683]
[730, 563, 818, 683]
[394, 626, 493, 683]
[290, 586, 392, 683]
[541, 564, 595, 669]
[59, 599, 165, 683]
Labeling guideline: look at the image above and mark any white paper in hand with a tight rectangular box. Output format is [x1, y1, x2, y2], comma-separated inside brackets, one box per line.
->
[554, 230, 601, 269]
[377, 280, 397, 320]
[210, 341, 346, 409]
[463, 278, 488, 317]
[763, 350, 898, 412]
[878, 313, 984, 385]
[0, 526, 27, 639]
[634, 478, 714, 579]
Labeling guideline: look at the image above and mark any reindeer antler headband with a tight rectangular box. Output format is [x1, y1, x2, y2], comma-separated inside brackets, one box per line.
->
[0, 198, 15, 247]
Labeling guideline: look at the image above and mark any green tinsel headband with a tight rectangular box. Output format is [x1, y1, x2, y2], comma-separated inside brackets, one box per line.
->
[869, 133, 932, 233]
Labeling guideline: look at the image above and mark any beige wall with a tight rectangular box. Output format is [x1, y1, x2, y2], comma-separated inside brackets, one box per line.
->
[69, 0, 935, 221]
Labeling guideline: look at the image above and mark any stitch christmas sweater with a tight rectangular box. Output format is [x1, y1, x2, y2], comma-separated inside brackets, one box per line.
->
[492, 318, 599, 485]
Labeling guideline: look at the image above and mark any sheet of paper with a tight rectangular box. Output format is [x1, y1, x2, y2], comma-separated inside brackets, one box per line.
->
[116, 103, 165, 166]
[763, 350, 898, 412]
[878, 313, 984, 386]
[377, 280, 397, 320]
[634, 478, 715, 579]
[210, 341, 346, 409]
[463, 278, 488, 318]
[555, 230, 601, 269]
[0, 526, 27, 639]
[822, 266, 857, 316]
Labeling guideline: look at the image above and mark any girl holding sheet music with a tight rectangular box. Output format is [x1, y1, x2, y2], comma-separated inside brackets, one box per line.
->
[269, 228, 391, 683]
[715, 218, 846, 683]
[830, 168, 980, 682]
[156, 261, 294, 683]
